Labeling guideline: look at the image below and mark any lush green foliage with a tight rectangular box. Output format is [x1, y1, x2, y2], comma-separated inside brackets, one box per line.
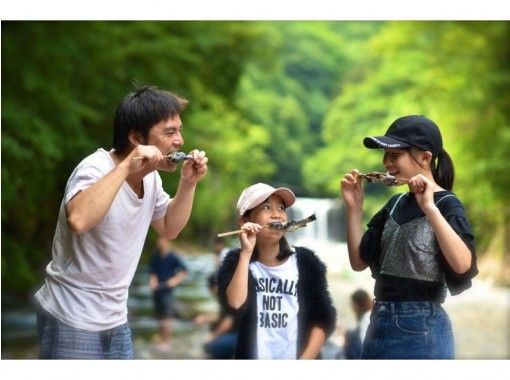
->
[2, 21, 508, 293]
[304, 21, 510, 252]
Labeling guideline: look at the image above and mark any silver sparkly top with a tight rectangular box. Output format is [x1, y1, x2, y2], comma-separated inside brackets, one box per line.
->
[380, 216, 445, 283]
[377, 193, 455, 283]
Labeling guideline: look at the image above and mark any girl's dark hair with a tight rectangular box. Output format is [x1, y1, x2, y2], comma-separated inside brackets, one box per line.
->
[112, 85, 188, 154]
[276, 237, 294, 261]
[249, 237, 294, 262]
[432, 148, 455, 191]
[409, 147, 455, 191]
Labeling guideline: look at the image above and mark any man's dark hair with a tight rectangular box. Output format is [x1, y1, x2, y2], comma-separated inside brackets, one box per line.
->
[112, 85, 188, 154]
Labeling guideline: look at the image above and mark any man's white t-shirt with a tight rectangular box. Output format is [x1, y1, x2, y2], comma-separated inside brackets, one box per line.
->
[35, 148, 170, 331]
[249, 253, 299, 359]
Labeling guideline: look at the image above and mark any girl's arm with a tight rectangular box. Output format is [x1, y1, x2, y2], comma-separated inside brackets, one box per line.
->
[299, 326, 326, 359]
[225, 222, 261, 309]
[410, 175, 472, 274]
[345, 207, 367, 271]
[341, 170, 368, 271]
[225, 251, 252, 309]
[424, 207, 472, 273]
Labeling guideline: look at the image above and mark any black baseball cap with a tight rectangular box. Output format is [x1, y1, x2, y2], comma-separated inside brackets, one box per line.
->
[363, 115, 443, 157]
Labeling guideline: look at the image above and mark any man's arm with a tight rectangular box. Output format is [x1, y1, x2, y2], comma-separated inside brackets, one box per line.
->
[152, 150, 207, 239]
[66, 162, 130, 234]
[66, 145, 164, 234]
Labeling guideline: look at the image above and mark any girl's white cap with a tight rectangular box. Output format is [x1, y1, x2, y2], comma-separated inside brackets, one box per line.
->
[237, 183, 295, 217]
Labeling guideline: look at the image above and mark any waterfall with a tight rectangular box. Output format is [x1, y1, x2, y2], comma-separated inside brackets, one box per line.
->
[286, 197, 349, 274]
[286, 197, 345, 244]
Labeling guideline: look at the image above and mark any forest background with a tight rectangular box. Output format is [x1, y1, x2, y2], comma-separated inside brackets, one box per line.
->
[2, 21, 509, 296]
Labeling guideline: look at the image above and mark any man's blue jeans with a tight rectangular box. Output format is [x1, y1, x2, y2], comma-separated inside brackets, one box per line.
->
[361, 301, 454, 359]
[37, 308, 134, 359]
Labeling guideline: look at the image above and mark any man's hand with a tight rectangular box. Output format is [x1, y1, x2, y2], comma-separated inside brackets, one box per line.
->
[180, 149, 208, 185]
[127, 145, 171, 174]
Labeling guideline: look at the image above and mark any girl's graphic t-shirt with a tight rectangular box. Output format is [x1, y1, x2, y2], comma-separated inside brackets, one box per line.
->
[249, 253, 299, 359]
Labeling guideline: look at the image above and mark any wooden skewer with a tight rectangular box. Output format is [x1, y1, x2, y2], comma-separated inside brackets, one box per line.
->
[218, 214, 316, 237]
[217, 229, 245, 238]
[217, 215, 316, 238]
[217, 225, 276, 238]
[132, 154, 172, 160]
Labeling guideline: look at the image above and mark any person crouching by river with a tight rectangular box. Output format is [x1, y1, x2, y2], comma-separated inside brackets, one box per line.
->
[217, 183, 337, 359]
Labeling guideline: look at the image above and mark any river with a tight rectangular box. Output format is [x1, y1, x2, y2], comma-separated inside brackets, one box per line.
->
[2, 198, 509, 359]
[2, 245, 508, 359]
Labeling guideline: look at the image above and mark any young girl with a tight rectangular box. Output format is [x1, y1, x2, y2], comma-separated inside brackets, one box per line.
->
[341, 115, 478, 359]
[217, 182, 336, 359]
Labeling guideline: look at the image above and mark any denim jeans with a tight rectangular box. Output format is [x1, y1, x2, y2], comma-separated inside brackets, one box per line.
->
[361, 301, 454, 359]
[204, 332, 238, 359]
[37, 308, 134, 359]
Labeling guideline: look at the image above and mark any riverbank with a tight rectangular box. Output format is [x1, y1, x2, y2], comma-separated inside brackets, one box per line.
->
[128, 271, 509, 360]
[2, 250, 509, 359]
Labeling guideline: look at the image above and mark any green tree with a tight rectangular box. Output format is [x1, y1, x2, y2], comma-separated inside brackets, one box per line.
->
[1, 21, 274, 293]
[304, 21, 510, 266]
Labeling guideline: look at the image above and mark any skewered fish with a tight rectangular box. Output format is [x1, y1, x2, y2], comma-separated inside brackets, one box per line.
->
[358, 172, 408, 186]
[133, 151, 195, 163]
[267, 214, 317, 232]
[167, 151, 195, 163]
[217, 214, 317, 237]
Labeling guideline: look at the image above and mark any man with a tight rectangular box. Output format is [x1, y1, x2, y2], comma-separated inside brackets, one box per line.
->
[149, 236, 188, 351]
[34, 85, 208, 359]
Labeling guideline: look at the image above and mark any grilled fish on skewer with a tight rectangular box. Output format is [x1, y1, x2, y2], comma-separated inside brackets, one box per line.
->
[358, 172, 409, 186]
[217, 214, 317, 237]
[133, 151, 196, 162]
[267, 214, 317, 232]
[166, 151, 195, 163]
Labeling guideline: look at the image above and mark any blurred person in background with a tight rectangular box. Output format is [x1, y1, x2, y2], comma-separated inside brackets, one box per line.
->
[194, 272, 239, 359]
[344, 289, 372, 359]
[214, 236, 231, 265]
[149, 236, 188, 351]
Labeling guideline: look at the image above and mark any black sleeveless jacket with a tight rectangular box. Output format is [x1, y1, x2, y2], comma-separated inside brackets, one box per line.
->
[217, 246, 337, 359]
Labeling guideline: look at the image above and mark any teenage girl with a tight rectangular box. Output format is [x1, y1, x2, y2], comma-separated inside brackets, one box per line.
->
[341, 115, 478, 359]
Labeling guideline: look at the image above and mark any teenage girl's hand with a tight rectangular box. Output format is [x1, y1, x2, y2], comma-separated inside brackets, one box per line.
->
[340, 169, 364, 210]
[408, 174, 436, 213]
[238, 222, 263, 257]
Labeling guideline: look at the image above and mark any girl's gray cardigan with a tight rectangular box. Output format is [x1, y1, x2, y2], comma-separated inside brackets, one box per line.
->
[217, 246, 337, 359]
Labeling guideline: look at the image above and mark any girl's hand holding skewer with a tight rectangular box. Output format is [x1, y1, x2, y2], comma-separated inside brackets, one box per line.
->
[408, 174, 436, 213]
[340, 169, 365, 210]
[239, 222, 263, 258]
